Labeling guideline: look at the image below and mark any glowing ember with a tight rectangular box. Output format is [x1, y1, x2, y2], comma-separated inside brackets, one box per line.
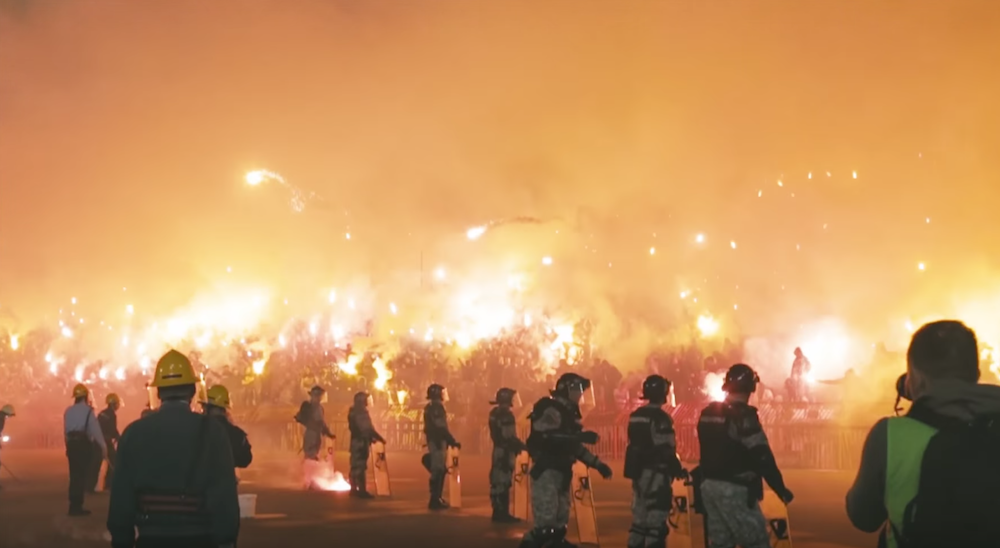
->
[466, 225, 487, 240]
[541, 256, 553, 266]
[339, 354, 361, 376]
[8, 333, 18, 350]
[695, 233, 705, 244]
[396, 390, 409, 406]
[697, 314, 720, 338]
[1, 435, 9, 443]
[251, 358, 266, 375]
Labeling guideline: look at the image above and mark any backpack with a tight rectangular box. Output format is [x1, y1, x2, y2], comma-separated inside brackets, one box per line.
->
[895, 404, 1000, 548]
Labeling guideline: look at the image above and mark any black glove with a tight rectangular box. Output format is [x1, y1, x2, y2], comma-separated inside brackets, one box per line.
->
[594, 462, 613, 480]
[778, 487, 794, 504]
[579, 431, 600, 445]
[450, 441, 462, 450]
[675, 468, 691, 482]
[374, 435, 386, 444]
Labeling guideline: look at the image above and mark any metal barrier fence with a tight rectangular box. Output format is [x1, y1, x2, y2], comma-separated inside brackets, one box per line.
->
[11, 416, 868, 471]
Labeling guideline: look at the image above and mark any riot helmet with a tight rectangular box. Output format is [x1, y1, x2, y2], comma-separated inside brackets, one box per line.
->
[723, 363, 760, 394]
[641, 375, 671, 405]
[354, 391, 373, 408]
[427, 383, 448, 402]
[490, 387, 521, 408]
[553, 372, 591, 403]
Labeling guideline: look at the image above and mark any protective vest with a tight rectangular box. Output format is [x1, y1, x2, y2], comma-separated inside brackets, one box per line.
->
[348, 406, 366, 438]
[697, 401, 756, 480]
[884, 417, 937, 548]
[489, 407, 516, 446]
[423, 401, 449, 444]
[624, 405, 672, 479]
[525, 397, 581, 479]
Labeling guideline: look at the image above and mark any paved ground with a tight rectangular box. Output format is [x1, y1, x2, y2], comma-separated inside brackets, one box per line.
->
[0, 448, 877, 548]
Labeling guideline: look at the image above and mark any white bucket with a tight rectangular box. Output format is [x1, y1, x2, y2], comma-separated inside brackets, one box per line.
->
[238, 494, 258, 518]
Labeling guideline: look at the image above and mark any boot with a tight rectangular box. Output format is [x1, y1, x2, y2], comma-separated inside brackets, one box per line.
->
[553, 526, 576, 548]
[428, 477, 449, 510]
[428, 497, 450, 510]
[491, 494, 520, 523]
[356, 476, 374, 499]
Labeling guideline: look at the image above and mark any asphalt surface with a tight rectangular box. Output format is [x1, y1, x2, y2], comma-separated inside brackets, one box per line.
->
[0, 448, 877, 548]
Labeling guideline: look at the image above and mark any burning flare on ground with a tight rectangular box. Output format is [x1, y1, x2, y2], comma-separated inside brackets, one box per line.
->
[313, 471, 352, 492]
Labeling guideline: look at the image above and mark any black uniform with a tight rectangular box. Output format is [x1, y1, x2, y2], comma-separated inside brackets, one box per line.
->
[107, 400, 240, 548]
[98, 406, 121, 491]
[209, 414, 252, 469]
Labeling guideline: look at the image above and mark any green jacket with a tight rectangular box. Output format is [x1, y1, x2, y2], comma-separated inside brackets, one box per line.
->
[107, 400, 239, 546]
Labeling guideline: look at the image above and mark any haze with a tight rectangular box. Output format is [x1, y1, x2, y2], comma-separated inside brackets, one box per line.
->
[2, 1, 999, 370]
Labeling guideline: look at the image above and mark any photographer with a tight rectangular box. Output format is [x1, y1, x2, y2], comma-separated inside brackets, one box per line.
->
[846, 320, 1000, 547]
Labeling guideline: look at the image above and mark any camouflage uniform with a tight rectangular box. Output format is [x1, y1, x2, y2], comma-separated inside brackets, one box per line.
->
[625, 402, 684, 548]
[489, 404, 526, 520]
[423, 397, 457, 508]
[696, 395, 791, 548]
[520, 394, 610, 547]
[700, 479, 770, 548]
[348, 397, 384, 497]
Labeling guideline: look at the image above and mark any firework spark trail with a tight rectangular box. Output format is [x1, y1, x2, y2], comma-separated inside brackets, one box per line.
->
[466, 216, 547, 240]
[245, 169, 322, 213]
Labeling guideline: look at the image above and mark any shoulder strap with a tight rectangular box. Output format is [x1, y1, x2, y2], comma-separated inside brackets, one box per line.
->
[183, 415, 210, 495]
[906, 401, 968, 431]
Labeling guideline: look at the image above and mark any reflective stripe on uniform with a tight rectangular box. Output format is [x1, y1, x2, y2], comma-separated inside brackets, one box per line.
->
[885, 416, 937, 548]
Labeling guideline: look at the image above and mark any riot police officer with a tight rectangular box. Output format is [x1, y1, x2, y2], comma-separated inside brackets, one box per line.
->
[423, 383, 459, 510]
[347, 391, 385, 499]
[694, 363, 793, 548]
[489, 387, 526, 523]
[520, 373, 613, 548]
[202, 385, 253, 469]
[295, 385, 335, 461]
[107, 349, 239, 548]
[625, 375, 687, 548]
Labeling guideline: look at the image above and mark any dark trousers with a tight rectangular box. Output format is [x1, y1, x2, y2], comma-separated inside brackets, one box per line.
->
[66, 438, 91, 510]
[136, 535, 216, 548]
[103, 442, 117, 490]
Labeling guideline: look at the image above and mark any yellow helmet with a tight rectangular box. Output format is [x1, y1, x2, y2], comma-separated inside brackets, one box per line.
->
[106, 393, 121, 406]
[205, 385, 231, 408]
[72, 383, 89, 399]
[0, 404, 14, 416]
[149, 349, 197, 388]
